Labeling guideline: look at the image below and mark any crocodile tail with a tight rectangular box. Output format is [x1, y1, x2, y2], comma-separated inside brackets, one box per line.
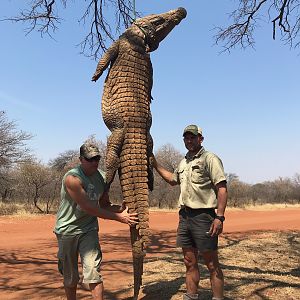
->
[131, 226, 145, 300]
[119, 127, 151, 298]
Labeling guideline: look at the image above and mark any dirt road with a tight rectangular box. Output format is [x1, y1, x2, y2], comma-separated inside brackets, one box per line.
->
[0, 208, 299, 299]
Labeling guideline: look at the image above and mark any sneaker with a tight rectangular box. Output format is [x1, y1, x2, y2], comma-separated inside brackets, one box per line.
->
[183, 293, 199, 300]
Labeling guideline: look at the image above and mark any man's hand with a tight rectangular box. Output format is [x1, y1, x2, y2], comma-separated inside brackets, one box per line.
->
[150, 155, 157, 170]
[208, 218, 223, 237]
[119, 201, 126, 212]
[117, 207, 139, 227]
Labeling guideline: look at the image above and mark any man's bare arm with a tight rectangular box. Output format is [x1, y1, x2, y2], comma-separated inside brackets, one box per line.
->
[152, 156, 177, 186]
[209, 181, 228, 236]
[216, 181, 228, 217]
[99, 190, 125, 213]
[65, 175, 137, 225]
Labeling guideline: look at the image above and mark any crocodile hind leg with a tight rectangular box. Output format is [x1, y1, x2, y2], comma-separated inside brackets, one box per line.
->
[105, 128, 125, 185]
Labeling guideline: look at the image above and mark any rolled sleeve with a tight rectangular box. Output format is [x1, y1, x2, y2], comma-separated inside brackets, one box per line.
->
[206, 154, 226, 185]
[172, 169, 180, 184]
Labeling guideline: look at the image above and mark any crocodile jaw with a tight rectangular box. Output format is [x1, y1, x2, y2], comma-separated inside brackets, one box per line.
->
[134, 7, 187, 52]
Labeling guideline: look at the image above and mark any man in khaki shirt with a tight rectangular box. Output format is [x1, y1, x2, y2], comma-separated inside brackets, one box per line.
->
[153, 124, 227, 300]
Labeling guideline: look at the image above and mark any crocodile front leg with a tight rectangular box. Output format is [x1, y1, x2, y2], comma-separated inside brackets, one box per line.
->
[92, 41, 119, 82]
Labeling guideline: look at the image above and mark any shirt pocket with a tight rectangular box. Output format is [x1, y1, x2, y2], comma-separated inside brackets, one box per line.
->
[191, 163, 210, 184]
[177, 167, 185, 183]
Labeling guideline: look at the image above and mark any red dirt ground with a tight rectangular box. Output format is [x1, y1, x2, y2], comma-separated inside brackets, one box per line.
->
[0, 208, 299, 299]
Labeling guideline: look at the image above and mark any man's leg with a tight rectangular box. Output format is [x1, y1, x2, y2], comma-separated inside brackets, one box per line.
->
[182, 247, 200, 295]
[56, 234, 80, 300]
[202, 250, 224, 299]
[79, 231, 103, 300]
[90, 282, 104, 300]
[64, 286, 77, 300]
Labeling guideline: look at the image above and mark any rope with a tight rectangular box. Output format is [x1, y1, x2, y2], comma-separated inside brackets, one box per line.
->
[132, 0, 137, 21]
[130, 0, 148, 44]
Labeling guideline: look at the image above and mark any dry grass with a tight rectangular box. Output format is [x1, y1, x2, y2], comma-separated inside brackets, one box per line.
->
[0, 200, 58, 216]
[1, 201, 299, 216]
[229, 203, 300, 211]
[140, 231, 300, 300]
[0, 202, 31, 216]
[149, 203, 300, 213]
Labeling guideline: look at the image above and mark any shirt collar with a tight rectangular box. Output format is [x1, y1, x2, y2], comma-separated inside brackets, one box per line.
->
[185, 146, 205, 161]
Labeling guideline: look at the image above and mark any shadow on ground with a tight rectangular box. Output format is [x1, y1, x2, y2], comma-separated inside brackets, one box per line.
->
[0, 229, 299, 299]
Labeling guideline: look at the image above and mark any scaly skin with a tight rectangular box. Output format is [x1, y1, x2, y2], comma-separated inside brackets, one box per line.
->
[92, 7, 187, 299]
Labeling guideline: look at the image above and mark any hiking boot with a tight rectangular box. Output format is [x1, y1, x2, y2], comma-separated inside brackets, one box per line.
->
[183, 293, 199, 300]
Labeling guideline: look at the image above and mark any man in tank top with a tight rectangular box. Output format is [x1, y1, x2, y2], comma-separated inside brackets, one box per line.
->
[54, 142, 138, 300]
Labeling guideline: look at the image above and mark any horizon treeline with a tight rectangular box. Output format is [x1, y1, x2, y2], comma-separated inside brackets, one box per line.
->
[1, 111, 300, 214]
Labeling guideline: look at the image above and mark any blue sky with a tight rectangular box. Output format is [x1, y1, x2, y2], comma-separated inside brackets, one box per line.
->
[1, 1, 299, 184]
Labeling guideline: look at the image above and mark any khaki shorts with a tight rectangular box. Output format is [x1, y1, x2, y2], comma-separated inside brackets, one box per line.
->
[56, 230, 102, 287]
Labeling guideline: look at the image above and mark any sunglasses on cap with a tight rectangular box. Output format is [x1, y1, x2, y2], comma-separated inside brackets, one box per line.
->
[84, 155, 101, 162]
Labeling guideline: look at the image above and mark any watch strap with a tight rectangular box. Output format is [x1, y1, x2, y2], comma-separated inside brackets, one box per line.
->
[215, 215, 225, 222]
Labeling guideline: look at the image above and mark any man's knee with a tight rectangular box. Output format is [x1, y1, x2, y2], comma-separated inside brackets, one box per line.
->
[205, 259, 223, 277]
[202, 251, 222, 271]
[183, 248, 198, 268]
[184, 255, 197, 266]
[208, 266, 223, 281]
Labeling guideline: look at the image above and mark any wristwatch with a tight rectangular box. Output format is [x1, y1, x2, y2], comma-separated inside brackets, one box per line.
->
[215, 215, 225, 222]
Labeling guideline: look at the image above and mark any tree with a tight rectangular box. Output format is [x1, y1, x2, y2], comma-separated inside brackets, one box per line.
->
[226, 173, 239, 186]
[228, 179, 251, 207]
[4, 0, 138, 59]
[155, 143, 183, 173]
[83, 135, 107, 170]
[15, 160, 53, 213]
[0, 111, 32, 168]
[251, 183, 266, 204]
[215, 0, 300, 52]
[0, 111, 32, 183]
[151, 144, 183, 208]
[5, 1, 300, 57]
[49, 149, 78, 171]
[292, 173, 300, 203]
[272, 177, 294, 203]
[0, 169, 15, 201]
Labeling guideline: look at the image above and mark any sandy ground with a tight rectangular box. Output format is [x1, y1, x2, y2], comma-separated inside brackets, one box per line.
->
[0, 208, 299, 299]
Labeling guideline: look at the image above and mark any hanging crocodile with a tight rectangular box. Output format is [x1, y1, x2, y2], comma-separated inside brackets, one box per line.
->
[92, 7, 187, 299]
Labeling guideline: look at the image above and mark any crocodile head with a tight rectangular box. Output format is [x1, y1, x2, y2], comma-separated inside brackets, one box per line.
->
[133, 7, 187, 52]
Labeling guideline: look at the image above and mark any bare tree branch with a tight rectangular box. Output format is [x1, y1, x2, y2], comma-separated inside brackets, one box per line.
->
[77, 0, 139, 59]
[215, 0, 300, 52]
[3, 0, 61, 37]
[2, 0, 138, 59]
[7, 1, 300, 55]
[0, 111, 33, 172]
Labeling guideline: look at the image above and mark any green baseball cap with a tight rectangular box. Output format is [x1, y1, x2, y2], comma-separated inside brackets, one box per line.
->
[183, 124, 203, 136]
[80, 143, 100, 159]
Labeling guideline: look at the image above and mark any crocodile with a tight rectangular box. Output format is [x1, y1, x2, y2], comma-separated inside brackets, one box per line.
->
[92, 7, 187, 299]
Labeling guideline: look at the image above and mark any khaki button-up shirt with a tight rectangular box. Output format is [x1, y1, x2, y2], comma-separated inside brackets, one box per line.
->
[173, 147, 226, 209]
